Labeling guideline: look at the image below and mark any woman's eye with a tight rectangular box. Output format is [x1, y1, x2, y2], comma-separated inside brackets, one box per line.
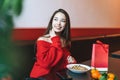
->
[53, 18, 57, 21]
[61, 20, 66, 22]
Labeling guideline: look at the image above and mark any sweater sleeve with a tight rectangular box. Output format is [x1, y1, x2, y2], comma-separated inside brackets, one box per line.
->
[36, 36, 64, 69]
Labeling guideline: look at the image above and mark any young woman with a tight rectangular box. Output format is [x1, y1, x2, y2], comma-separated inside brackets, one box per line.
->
[30, 9, 76, 80]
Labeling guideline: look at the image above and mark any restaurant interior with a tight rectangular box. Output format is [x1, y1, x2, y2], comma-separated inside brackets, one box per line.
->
[0, 0, 120, 80]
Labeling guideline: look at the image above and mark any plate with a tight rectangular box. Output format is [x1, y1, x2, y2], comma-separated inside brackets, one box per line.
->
[66, 64, 91, 73]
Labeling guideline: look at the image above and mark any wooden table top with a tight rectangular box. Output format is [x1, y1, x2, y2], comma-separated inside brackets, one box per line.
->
[62, 57, 120, 80]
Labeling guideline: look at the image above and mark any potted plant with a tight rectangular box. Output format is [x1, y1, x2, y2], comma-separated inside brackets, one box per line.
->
[0, 0, 23, 79]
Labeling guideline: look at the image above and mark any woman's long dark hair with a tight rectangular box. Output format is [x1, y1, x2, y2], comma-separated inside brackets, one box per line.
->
[44, 9, 71, 46]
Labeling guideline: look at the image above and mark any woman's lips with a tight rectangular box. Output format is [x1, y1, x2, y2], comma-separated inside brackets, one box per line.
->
[55, 26, 62, 30]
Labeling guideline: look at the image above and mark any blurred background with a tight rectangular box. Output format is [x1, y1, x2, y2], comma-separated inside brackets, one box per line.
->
[0, 0, 120, 80]
[0, 0, 23, 80]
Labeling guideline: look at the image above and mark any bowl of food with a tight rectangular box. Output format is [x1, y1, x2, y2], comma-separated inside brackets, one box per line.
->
[66, 64, 91, 73]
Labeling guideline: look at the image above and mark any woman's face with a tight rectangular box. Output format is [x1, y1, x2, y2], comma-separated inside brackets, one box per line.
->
[52, 12, 66, 33]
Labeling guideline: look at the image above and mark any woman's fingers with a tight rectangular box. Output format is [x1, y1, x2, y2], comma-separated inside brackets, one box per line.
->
[67, 56, 76, 63]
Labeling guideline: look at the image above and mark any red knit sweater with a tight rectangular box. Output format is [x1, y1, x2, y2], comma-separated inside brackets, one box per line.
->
[30, 36, 71, 80]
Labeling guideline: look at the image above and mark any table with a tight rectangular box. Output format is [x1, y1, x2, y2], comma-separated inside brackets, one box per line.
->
[111, 50, 120, 59]
[62, 57, 120, 80]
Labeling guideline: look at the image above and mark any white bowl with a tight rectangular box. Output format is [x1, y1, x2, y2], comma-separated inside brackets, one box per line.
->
[66, 64, 91, 73]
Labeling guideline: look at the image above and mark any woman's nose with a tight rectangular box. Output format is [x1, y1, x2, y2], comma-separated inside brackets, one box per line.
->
[57, 21, 61, 25]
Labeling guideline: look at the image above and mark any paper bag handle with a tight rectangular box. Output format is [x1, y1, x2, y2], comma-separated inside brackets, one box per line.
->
[96, 40, 108, 53]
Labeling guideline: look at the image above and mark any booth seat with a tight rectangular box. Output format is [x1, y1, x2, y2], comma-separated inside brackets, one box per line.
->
[70, 34, 120, 62]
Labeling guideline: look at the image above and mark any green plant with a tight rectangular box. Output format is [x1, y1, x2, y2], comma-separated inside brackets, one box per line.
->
[0, 0, 23, 79]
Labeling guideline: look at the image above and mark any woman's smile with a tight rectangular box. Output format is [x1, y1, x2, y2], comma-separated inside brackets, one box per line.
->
[55, 25, 62, 29]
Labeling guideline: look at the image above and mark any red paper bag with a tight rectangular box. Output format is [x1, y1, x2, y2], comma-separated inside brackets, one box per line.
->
[91, 40, 109, 71]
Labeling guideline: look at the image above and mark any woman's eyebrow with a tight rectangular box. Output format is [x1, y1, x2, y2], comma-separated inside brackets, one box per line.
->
[53, 17, 58, 19]
[54, 16, 66, 20]
[61, 18, 66, 21]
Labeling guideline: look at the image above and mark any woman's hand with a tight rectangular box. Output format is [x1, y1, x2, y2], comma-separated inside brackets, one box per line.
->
[67, 55, 77, 64]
